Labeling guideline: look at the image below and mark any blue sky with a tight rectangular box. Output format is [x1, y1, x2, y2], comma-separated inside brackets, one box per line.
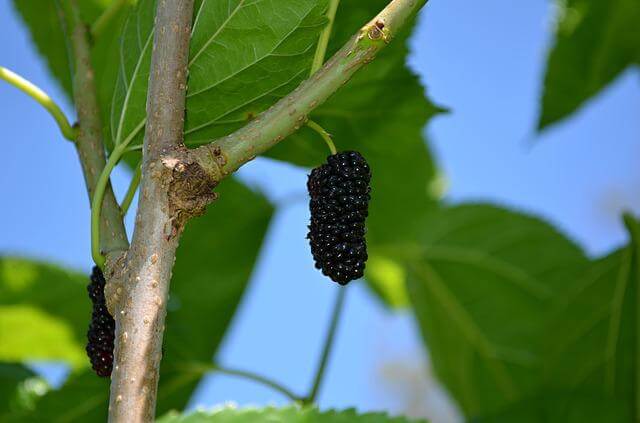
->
[1, 0, 639, 421]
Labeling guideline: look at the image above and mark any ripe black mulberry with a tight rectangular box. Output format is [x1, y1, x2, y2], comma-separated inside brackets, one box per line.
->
[307, 151, 371, 285]
[86, 266, 115, 377]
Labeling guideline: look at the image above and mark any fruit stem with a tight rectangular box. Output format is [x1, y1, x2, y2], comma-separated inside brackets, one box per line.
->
[304, 286, 347, 404]
[0, 66, 77, 141]
[308, 120, 337, 155]
[310, 0, 341, 76]
[120, 161, 142, 216]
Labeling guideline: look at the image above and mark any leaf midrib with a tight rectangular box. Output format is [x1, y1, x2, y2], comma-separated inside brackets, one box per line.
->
[414, 260, 518, 399]
[115, 29, 154, 145]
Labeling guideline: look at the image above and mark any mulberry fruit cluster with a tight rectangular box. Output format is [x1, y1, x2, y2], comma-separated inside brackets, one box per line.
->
[307, 151, 371, 285]
[86, 266, 115, 378]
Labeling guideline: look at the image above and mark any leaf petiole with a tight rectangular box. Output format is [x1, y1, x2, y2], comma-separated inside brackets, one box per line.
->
[0, 66, 77, 141]
[307, 120, 337, 155]
[310, 0, 341, 76]
[120, 161, 142, 217]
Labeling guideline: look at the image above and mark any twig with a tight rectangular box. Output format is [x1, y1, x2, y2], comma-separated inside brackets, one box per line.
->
[190, 0, 428, 178]
[0, 66, 76, 141]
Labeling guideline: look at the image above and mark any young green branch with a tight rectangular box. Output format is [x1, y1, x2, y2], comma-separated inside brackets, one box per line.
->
[190, 0, 427, 178]
[0, 66, 76, 141]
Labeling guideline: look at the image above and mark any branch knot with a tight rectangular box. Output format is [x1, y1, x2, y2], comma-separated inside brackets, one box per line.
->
[163, 148, 219, 234]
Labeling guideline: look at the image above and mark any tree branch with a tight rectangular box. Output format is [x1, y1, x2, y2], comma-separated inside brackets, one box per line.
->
[189, 0, 427, 178]
[68, 2, 129, 258]
[107, 0, 199, 421]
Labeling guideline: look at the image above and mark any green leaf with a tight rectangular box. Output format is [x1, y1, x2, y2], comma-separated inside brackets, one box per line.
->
[538, 0, 640, 129]
[111, 0, 329, 148]
[266, 0, 445, 307]
[0, 258, 90, 368]
[541, 215, 640, 419]
[20, 179, 273, 420]
[27, 370, 110, 422]
[0, 363, 47, 420]
[477, 390, 630, 422]
[157, 405, 426, 423]
[405, 204, 588, 417]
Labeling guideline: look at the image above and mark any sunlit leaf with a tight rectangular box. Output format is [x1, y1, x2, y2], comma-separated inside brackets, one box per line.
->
[157, 405, 426, 423]
[111, 0, 329, 148]
[0, 258, 90, 367]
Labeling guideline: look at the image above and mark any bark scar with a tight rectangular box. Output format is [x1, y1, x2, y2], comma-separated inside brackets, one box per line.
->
[163, 148, 219, 235]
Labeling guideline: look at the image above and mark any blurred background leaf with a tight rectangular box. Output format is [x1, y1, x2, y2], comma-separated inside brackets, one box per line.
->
[539, 0, 640, 129]
[541, 216, 639, 420]
[406, 205, 588, 417]
[0, 363, 46, 420]
[0, 258, 89, 367]
[477, 391, 630, 422]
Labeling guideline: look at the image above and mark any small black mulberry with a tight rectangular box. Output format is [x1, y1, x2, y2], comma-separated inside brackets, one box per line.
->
[307, 151, 371, 285]
[86, 266, 115, 377]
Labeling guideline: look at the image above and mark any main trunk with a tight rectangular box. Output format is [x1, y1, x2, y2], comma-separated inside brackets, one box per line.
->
[107, 0, 195, 421]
